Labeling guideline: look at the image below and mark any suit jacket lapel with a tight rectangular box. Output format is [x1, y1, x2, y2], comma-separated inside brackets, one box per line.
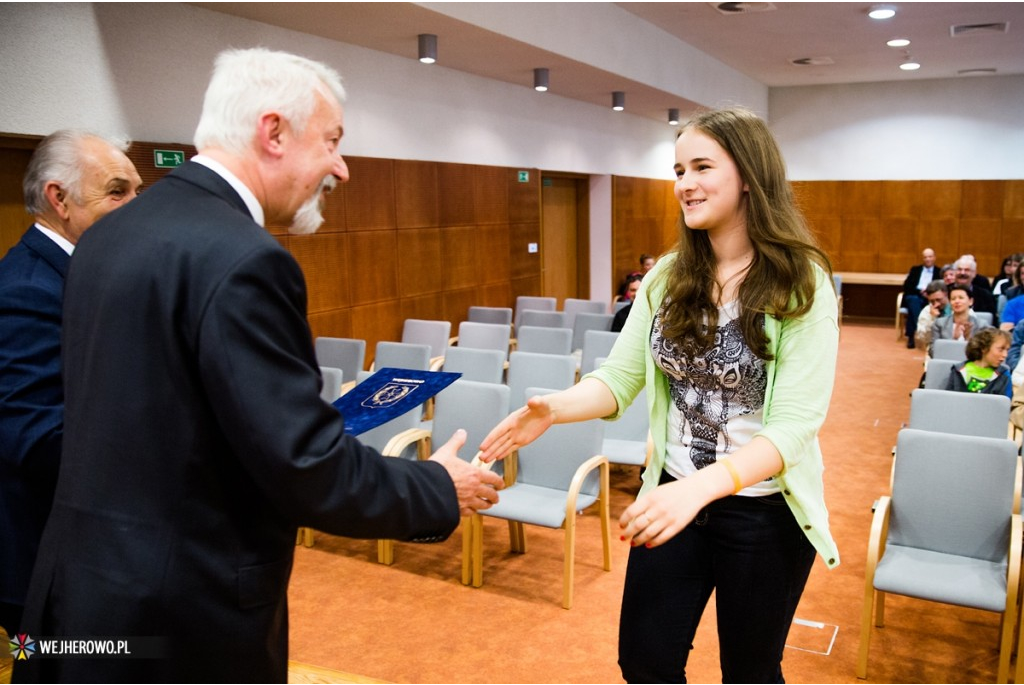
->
[22, 225, 71, 279]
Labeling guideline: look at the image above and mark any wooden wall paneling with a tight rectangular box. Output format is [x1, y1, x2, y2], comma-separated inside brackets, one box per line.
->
[880, 180, 916, 218]
[961, 180, 1004, 220]
[395, 160, 439, 229]
[479, 224, 511, 285]
[804, 216, 841, 268]
[915, 181, 961, 218]
[398, 294, 446, 326]
[478, 282, 512, 309]
[125, 141, 195, 194]
[319, 178, 347, 233]
[510, 275, 542, 302]
[350, 301, 404, 368]
[576, 179, 591, 299]
[288, 232, 349, 314]
[958, 218, 1003, 275]
[509, 222, 541, 283]
[876, 217, 918, 273]
[508, 168, 540, 224]
[443, 287, 480, 327]
[307, 308, 352, 342]
[396, 228, 443, 297]
[1000, 219, 1024, 258]
[838, 217, 880, 272]
[437, 164, 476, 227]
[792, 181, 841, 217]
[343, 157, 395, 231]
[472, 165, 509, 225]
[441, 225, 479, 291]
[917, 218, 960, 267]
[346, 230, 399, 307]
[613, 176, 636, 219]
[840, 181, 881, 218]
[1004, 180, 1024, 219]
[0, 147, 33, 255]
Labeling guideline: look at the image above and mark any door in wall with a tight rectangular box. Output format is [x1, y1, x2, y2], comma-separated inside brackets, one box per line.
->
[541, 176, 589, 306]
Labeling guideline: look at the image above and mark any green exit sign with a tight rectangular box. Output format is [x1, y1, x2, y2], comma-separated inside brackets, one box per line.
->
[153, 149, 185, 168]
[517, 170, 529, 183]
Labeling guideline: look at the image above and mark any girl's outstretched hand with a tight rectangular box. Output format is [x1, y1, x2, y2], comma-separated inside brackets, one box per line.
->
[477, 394, 555, 463]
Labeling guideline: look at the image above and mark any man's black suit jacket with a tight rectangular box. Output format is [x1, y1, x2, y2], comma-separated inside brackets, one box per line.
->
[902, 264, 937, 298]
[18, 163, 459, 683]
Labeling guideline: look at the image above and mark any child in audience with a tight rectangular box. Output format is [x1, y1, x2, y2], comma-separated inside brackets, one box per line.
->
[946, 327, 1013, 397]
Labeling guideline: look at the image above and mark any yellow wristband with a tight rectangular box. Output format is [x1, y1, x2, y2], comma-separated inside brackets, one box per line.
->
[721, 459, 742, 495]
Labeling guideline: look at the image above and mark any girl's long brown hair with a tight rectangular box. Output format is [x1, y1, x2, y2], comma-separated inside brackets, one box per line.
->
[657, 107, 833, 360]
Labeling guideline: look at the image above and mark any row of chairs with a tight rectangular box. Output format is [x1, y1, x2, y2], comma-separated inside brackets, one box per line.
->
[859, 388, 1021, 682]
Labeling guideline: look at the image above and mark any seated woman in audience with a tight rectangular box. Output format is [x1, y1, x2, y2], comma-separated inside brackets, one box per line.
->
[993, 253, 1022, 296]
[929, 284, 982, 356]
[945, 327, 1013, 397]
[1002, 260, 1024, 303]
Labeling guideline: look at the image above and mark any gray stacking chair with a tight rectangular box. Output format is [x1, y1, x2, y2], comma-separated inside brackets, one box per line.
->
[515, 325, 573, 356]
[976, 311, 994, 328]
[858, 429, 1021, 683]
[401, 318, 451, 370]
[371, 341, 431, 372]
[520, 309, 569, 329]
[514, 296, 557, 331]
[378, 379, 510, 575]
[468, 306, 513, 326]
[318, 366, 344, 403]
[572, 312, 614, 354]
[456, 321, 512, 359]
[562, 298, 606, 328]
[314, 337, 365, 394]
[922, 358, 957, 390]
[442, 346, 506, 384]
[931, 338, 968, 361]
[908, 388, 1011, 439]
[580, 330, 620, 377]
[468, 387, 611, 609]
[597, 362, 651, 467]
[506, 351, 577, 411]
[613, 300, 631, 314]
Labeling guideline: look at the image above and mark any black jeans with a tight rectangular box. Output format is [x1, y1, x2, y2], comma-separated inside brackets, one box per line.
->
[618, 479, 816, 684]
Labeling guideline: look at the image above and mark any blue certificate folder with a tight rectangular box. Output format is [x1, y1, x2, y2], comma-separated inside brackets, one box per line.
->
[331, 367, 461, 437]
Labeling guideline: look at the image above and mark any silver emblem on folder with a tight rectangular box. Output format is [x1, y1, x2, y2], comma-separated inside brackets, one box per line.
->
[363, 382, 416, 408]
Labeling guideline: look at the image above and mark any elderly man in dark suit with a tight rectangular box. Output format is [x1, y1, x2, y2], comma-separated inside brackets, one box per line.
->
[0, 131, 141, 636]
[18, 48, 504, 683]
[900, 247, 938, 348]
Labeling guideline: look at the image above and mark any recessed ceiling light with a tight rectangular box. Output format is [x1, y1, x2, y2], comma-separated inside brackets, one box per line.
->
[887, 38, 910, 48]
[868, 5, 897, 20]
[900, 60, 921, 71]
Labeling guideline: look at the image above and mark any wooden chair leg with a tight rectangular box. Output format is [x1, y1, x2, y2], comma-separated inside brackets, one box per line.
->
[377, 539, 394, 565]
[472, 514, 484, 588]
[461, 516, 473, 586]
[563, 509, 576, 610]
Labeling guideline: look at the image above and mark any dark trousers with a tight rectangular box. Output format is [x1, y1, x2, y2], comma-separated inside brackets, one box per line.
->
[0, 600, 23, 636]
[904, 293, 926, 340]
[617, 486, 816, 684]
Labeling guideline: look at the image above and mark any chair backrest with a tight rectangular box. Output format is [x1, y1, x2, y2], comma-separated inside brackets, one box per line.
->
[319, 366, 344, 403]
[613, 300, 631, 314]
[923, 358, 957, 390]
[374, 341, 431, 372]
[889, 428, 1017, 562]
[431, 379, 510, 460]
[457, 321, 512, 356]
[909, 388, 1011, 439]
[516, 387, 605, 496]
[514, 296, 557, 330]
[581, 330, 620, 376]
[572, 312, 614, 353]
[520, 309, 569, 329]
[468, 306, 513, 326]
[932, 338, 968, 361]
[833, 273, 842, 296]
[976, 311, 994, 328]
[516, 325, 573, 356]
[442, 346, 505, 384]
[603, 385, 649, 443]
[506, 351, 577, 410]
[562, 298, 606, 328]
[352, 370, 424, 459]
[314, 337, 366, 384]
[401, 319, 451, 360]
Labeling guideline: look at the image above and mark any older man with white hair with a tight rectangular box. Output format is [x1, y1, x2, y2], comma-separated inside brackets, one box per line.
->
[0, 130, 141, 636]
[18, 48, 503, 683]
[953, 254, 998, 324]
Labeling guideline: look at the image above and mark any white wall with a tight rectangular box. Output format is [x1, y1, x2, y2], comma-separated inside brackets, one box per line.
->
[771, 76, 1024, 180]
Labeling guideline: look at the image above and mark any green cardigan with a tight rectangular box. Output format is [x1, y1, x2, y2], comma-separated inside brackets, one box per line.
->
[587, 253, 841, 569]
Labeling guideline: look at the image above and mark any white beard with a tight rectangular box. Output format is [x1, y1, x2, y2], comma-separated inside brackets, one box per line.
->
[288, 175, 336, 235]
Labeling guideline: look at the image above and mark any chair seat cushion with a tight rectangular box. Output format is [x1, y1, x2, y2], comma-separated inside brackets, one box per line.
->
[875, 544, 1008, 612]
[481, 484, 598, 528]
[602, 439, 647, 466]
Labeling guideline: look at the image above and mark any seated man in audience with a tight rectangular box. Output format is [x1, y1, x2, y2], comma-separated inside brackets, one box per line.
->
[1009, 319, 1024, 373]
[953, 255, 998, 324]
[901, 248, 938, 348]
[914, 280, 950, 351]
[1000, 289, 1024, 331]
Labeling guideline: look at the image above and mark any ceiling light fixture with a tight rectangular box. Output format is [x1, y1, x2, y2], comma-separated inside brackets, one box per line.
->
[418, 34, 437, 64]
[668, 108, 680, 125]
[887, 38, 911, 47]
[868, 5, 897, 20]
[612, 91, 625, 111]
[900, 58, 921, 71]
[533, 68, 549, 92]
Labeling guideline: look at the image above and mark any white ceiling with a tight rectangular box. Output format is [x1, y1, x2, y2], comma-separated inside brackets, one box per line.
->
[189, 2, 1024, 124]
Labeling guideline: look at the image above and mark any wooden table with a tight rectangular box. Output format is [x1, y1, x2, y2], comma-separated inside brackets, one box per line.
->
[836, 272, 905, 320]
